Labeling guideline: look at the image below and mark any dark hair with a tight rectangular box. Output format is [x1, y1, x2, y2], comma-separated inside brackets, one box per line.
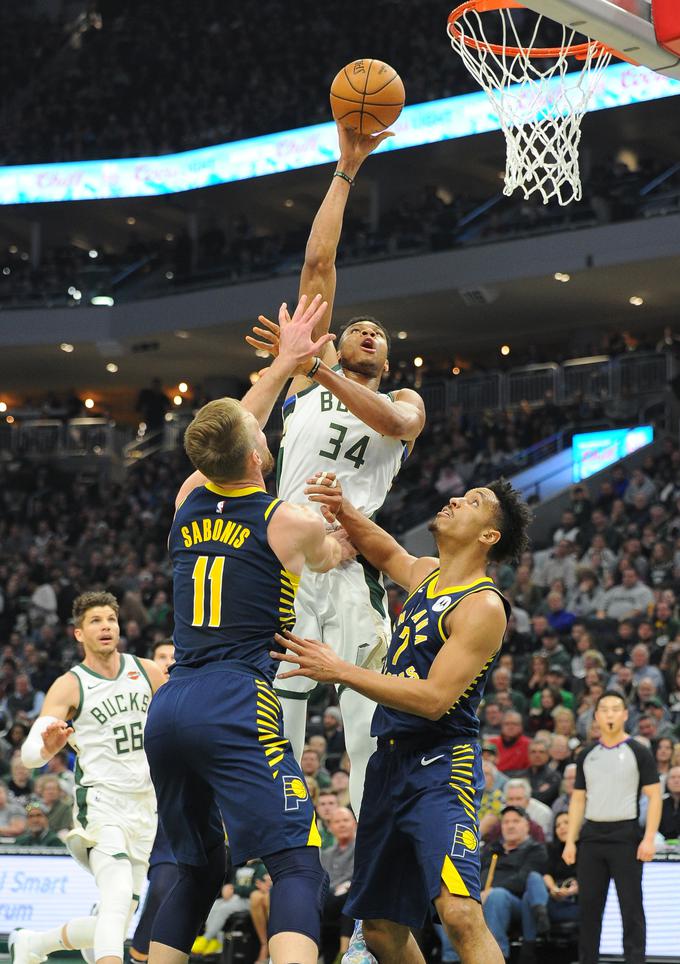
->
[73, 591, 119, 627]
[594, 690, 628, 711]
[338, 316, 391, 353]
[486, 478, 532, 564]
[152, 638, 174, 657]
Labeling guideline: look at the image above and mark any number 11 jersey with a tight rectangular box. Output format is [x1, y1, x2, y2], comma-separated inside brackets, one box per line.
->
[277, 370, 407, 517]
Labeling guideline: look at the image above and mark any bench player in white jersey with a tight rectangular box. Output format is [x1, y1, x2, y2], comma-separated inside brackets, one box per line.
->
[247, 123, 426, 814]
[10, 591, 165, 964]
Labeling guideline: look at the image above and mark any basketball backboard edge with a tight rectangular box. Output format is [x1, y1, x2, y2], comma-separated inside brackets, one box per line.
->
[521, 0, 680, 78]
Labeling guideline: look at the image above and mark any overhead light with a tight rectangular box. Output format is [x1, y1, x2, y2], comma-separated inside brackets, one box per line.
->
[0, 402, 6, 413]
[255, 349, 269, 358]
[284, 198, 294, 208]
[6, 415, 14, 424]
[88, 249, 99, 259]
[60, 343, 75, 353]
[20, 252, 29, 262]
[175, 330, 190, 339]
[91, 295, 114, 306]
[106, 363, 119, 373]
[629, 295, 644, 306]
[165, 233, 175, 242]
[165, 271, 174, 280]
[397, 331, 408, 340]
[249, 372, 261, 384]
[173, 395, 182, 406]
[2, 267, 10, 276]
[413, 356, 423, 368]
[84, 398, 95, 409]
[554, 272, 570, 283]
[452, 366, 461, 375]
[71, 288, 82, 301]
[178, 382, 188, 393]
[126, 216, 136, 226]
[501, 344, 511, 356]
[8, 244, 17, 254]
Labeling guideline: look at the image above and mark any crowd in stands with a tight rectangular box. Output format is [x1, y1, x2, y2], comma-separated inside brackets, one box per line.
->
[0, 1, 569, 166]
[3, 158, 678, 312]
[0, 393, 679, 956]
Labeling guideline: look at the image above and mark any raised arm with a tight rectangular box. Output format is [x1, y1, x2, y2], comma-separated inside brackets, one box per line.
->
[304, 471, 436, 590]
[21, 672, 80, 769]
[272, 587, 507, 719]
[175, 294, 332, 509]
[247, 123, 393, 396]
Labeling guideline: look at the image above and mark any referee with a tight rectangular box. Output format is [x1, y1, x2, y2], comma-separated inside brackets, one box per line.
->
[563, 691, 661, 964]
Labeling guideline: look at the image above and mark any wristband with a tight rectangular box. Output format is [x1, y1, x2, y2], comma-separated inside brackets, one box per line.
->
[305, 356, 322, 379]
[22, 715, 60, 768]
[333, 170, 355, 186]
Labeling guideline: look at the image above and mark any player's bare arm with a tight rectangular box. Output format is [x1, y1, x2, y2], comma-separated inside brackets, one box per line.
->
[272, 589, 507, 720]
[21, 672, 80, 767]
[247, 322, 425, 445]
[246, 122, 393, 398]
[138, 657, 169, 694]
[175, 294, 332, 509]
[267, 501, 355, 575]
[305, 471, 436, 590]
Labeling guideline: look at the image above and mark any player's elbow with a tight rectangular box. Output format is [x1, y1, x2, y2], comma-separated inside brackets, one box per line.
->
[425, 694, 452, 721]
[303, 243, 336, 275]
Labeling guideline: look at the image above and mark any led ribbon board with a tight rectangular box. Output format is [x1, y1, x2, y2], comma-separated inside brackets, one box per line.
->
[572, 425, 654, 482]
[0, 63, 678, 205]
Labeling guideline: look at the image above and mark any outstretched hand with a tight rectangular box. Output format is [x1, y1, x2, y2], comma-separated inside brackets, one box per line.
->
[246, 294, 334, 375]
[41, 719, 74, 757]
[271, 629, 348, 684]
[336, 122, 395, 170]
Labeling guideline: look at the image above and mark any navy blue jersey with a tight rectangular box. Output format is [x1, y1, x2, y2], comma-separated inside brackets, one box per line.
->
[169, 483, 298, 679]
[372, 570, 510, 740]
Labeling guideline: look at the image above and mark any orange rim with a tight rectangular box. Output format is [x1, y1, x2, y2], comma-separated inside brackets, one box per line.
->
[447, 0, 612, 60]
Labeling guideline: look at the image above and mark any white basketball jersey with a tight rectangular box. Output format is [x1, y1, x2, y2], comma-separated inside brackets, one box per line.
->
[277, 373, 406, 516]
[68, 654, 153, 795]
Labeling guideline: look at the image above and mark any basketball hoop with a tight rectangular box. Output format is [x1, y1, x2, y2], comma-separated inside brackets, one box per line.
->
[447, 0, 617, 205]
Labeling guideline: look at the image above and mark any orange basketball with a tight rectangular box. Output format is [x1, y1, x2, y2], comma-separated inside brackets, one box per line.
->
[330, 59, 405, 135]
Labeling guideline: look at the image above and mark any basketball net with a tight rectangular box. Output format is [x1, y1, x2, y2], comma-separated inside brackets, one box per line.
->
[447, 1, 613, 206]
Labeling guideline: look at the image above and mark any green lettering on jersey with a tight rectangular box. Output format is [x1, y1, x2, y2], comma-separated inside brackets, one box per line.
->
[320, 391, 333, 412]
[91, 707, 108, 725]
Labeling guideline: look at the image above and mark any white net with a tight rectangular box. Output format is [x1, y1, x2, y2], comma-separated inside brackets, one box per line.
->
[447, 3, 612, 205]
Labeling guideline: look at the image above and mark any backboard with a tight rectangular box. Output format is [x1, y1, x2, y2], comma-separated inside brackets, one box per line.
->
[521, 0, 680, 77]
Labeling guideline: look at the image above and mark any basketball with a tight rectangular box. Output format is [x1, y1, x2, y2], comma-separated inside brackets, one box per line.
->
[330, 59, 405, 135]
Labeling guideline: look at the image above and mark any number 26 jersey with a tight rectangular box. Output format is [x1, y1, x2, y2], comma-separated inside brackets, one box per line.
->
[276, 369, 407, 516]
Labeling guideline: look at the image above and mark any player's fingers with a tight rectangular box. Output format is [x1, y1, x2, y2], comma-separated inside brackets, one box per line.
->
[320, 505, 336, 523]
[373, 130, 395, 146]
[274, 669, 304, 680]
[311, 333, 335, 352]
[252, 327, 277, 340]
[257, 315, 280, 333]
[278, 301, 291, 324]
[245, 337, 274, 353]
[274, 632, 303, 651]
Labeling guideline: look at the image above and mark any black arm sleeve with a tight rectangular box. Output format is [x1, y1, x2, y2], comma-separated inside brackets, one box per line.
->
[574, 744, 593, 791]
[628, 738, 659, 787]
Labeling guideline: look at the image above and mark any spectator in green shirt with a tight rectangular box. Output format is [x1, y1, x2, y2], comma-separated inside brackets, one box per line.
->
[530, 666, 574, 710]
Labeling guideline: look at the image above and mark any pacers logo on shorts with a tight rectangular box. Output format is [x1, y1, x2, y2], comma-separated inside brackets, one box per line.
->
[282, 775, 309, 811]
[451, 824, 478, 859]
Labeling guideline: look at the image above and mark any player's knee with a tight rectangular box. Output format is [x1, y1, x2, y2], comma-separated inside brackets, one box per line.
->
[437, 894, 483, 944]
[362, 918, 410, 956]
[264, 846, 328, 944]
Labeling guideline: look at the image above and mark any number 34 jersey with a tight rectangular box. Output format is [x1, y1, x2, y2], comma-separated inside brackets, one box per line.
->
[68, 653, 154, 794]
[277, 370, 407, 516]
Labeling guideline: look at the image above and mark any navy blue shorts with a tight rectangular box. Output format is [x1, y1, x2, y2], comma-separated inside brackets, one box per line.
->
[145, 663, 320, 867]
[345, 737, 484, 929]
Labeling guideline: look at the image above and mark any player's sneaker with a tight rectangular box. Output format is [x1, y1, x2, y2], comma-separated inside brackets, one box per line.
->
[341, 921, 377, 964]
[191, 936, 208, 955]
[8, 930, 47, 964]
[203, 939, 222, 956]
